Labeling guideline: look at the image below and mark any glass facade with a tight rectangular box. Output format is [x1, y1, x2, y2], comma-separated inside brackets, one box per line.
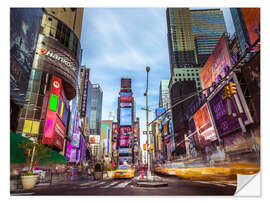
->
[190, 9, 227, 66]
[39, 12, 81, 61]
[10, 8, 43, 132]
[90, 84, 103, 135]
[159, 80, 171, 109]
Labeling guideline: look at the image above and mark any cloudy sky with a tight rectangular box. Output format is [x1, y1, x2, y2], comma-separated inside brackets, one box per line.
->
[80, 8, 235, 149]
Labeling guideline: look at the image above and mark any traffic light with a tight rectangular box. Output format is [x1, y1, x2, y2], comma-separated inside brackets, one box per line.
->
[224, 84, 232, 99]
[228, 82, 237, 95]
[150, 144, 154, 150]
[143, 144, 146, 151]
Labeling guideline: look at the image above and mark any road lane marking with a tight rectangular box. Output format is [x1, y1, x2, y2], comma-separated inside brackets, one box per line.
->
[113, 180, 131, 188]
[80, 181, 97, 186]
[101, 181, 120, 188]
[89, 181, 106, 188]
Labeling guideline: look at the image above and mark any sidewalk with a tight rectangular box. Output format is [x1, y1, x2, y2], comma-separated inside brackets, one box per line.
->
[10, 175, 95, 193]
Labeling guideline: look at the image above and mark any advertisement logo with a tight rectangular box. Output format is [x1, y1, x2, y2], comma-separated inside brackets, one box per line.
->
[53, 81, 60, 89]
[38, 48, 48, 55]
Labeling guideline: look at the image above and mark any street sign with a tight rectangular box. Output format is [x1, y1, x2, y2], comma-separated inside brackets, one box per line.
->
[143, 131, 153, 134]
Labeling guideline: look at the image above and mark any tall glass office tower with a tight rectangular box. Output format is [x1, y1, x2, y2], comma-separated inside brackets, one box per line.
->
[90, 84, 103, 135]
[190, 9, 227, 66]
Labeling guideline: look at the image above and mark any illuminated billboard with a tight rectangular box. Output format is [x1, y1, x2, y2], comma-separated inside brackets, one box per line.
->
[119, 139, 129, 147]
[200, 34, 232, 89]
[89, 135, 100, 144]
[119, 148, 130, 154]
[120, 107, 132, 126]
[120, 102, 132, 107]
[155, 107, 167, 118]
[121, 78, 131, 89]
[112, 122, 118, 135]
[134, 123, 139, 138]
[120, 92, 132, 103]
[208, 76, 251, 137]
[43, 76, 66, 151]
[193, 104, 217, 145]
[241, 8, 260, 45]
[119, 126, 132, 135]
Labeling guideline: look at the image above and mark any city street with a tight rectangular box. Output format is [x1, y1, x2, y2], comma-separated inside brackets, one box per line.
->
[11, 171, 236, 196]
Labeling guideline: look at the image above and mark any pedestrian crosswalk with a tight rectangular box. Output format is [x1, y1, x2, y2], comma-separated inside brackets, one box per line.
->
[79, 180, 133, 189]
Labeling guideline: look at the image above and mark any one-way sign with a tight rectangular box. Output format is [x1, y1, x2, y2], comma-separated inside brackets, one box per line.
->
[143, 131, 153, 135]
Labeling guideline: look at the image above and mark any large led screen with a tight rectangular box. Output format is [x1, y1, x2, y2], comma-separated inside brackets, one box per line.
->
[119, 126, 132, 135]
[193, 104, 217, 146]
[241, 8, 260, 45]
[200, 34, 232, 89]
[120, 92, 132, 103]
[155, 108, 167, 118]
[119, 139, 129, 147]
[208, 77, 251, 137]
[120, 108, 132, 126]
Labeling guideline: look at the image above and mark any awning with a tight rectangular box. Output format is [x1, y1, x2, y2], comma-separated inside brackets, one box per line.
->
[10, 132, 67, 165]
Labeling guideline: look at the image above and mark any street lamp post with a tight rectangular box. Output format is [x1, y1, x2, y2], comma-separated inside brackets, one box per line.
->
[145, 66, 151, 180]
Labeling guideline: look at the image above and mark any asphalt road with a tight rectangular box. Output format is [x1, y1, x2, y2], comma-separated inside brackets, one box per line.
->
[11, 172, 237, 196]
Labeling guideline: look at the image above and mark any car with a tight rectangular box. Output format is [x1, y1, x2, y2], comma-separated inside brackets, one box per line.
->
[114, 165, 135, 179]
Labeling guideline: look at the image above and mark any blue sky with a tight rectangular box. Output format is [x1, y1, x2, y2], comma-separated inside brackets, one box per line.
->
[80, 8, 235, 149]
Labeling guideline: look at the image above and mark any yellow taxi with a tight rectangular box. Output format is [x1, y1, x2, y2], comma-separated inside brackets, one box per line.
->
[114, 165, 135, 179]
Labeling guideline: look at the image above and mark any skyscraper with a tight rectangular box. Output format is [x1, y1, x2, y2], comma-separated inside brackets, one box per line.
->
[166, 8, 226, 155]
[190, 9, 227, 66]
[167, 8, 227, 91]
[90, 84, 103, 135]
[15, 8, 84, 155]
[159, 80, 171, 109]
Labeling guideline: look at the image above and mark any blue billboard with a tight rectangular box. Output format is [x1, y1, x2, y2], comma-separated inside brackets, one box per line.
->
[120, 107, 132, 126]
[155, 107, 167, 118]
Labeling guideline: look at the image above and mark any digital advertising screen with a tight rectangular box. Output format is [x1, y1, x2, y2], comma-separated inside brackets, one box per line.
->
[120, 102, 132, 108]
[208, 78, 251, 137]
[121, 78, 131, 89]
[120, 108, 132, 126]
[193, 104, 217, 144]
[89, 135, 100, 144]
[241, 8, 260, 45]
[200, 34, 232, 89]
[155, 108, 167, 118]
[119, 139, 129, 147]
[119, 148, 130, 154]
[112, 123, 118, 135]
[119, 126, 132, 136]
[120, 92, 132, 103]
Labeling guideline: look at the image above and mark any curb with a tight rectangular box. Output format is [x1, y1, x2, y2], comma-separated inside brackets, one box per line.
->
[135, 181, 168, 187]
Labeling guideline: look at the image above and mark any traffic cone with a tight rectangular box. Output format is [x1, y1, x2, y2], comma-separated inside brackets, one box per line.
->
[141, 168, 144, 179]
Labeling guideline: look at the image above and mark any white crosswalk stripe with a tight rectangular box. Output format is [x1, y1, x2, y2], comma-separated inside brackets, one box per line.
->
[80, 181, 98, 187]
[89, 181, 107, 188]
[113, 180, 132, 188]
[101, 181, 120, 188]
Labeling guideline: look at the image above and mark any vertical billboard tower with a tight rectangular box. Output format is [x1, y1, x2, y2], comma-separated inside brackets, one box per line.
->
[117, 78, 137, 165]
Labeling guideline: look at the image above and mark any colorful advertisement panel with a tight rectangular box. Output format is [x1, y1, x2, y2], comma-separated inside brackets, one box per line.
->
[119, 139, 129, 147]
[200, 34, 232, 89]
[119, 148, 130, 154]
[120, 102, 132, 107]
[112, 122, 118, 135]
[155, 107, 167, 118]
[119, 126, 132, 135]
[120, 107, 132, 126]
[121, 78, 131, 89]
[241, 8, 260, 45]
[134, 123, 138, 138]
[120, 92, 132, 103]
[208, 78, 249, 137]
[54, 116, 66, 151]
[193, 104, 217, 144]
[112, 142, 117, 151]
[89, 135, 100, 144]
[10, 8, 43, 105]
[80, 135, 85, 161]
